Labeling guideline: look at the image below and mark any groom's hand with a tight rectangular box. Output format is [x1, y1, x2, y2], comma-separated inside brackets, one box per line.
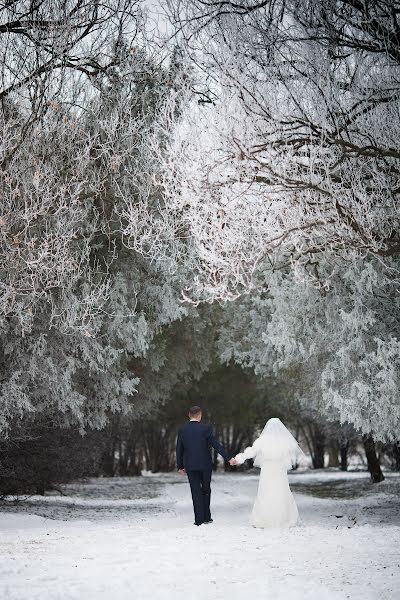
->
[229, 458, 237, 466]
[178, 468, 186, 475]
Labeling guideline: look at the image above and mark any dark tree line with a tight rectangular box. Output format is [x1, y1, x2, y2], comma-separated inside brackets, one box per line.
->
[0, 419, 106, 498]
[1, 356, 395, 496]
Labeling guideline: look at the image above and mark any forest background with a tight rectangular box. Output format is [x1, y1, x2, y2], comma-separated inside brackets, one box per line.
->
[1, 0, 399, 496]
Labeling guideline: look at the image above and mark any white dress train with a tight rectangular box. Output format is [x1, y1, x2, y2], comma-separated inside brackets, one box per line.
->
[235, 438, 299, 528]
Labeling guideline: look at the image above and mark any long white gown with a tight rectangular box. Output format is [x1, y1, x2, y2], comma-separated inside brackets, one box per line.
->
[235, 433, 299, 528]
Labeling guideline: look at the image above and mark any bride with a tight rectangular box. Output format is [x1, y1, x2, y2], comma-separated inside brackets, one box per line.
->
[234, 418, 304, 528]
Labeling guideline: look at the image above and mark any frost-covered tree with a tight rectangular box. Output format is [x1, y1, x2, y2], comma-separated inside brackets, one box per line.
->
[216, 253, 400, 442]
[130, 0, 399, 300]
[0, 2, 190, 436]
[127, 0, 400, 442]
[2, 0, 398, 479]
[0, 0, 146, 324]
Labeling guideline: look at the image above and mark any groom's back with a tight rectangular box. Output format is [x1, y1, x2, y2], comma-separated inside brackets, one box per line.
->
[178, 421, 213, 471]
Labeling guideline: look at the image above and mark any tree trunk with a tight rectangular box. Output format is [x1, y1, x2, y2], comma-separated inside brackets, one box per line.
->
[390, 442, 400, 471]
[340, 441, 349, 471]
[312, 429, 326, 469]
[363, 435, 385, 483]
[327, 440, 340, 468]
[118, 439, 128, 476]
[36, 483, 46, 496]
[101, 441, 116, 476]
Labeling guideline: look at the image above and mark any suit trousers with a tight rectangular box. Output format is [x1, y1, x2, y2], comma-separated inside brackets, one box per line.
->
[186, 469, 212, 525]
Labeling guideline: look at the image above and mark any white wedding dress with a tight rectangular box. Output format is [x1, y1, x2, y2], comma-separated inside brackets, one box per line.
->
[235, 418, 303, 528]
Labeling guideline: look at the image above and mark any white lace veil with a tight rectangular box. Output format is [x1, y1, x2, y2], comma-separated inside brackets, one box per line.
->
[258, 418, 305, 468]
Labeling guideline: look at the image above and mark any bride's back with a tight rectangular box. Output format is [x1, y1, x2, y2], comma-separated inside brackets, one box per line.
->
[253, 436, 290, 467]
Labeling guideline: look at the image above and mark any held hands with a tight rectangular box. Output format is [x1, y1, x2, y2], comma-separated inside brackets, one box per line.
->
[178, 468, 186, 475]
[229, 458, 238, 466]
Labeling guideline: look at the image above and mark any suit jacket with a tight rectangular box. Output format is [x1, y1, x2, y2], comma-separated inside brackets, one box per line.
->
[176, 421, 231, 471]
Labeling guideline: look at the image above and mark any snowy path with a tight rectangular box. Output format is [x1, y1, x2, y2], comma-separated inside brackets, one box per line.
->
[0, 472, 399, 600]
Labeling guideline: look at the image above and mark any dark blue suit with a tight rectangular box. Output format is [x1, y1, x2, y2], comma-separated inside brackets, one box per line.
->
[176, 421, 231, 525]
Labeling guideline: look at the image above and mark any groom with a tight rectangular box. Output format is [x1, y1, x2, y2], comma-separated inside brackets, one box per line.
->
[176, 406, 236, 526]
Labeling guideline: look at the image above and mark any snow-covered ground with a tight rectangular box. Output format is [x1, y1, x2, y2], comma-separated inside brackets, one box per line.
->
[0, 470, 399, 600]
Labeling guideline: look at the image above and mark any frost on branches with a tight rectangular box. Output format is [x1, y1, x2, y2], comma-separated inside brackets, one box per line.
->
[130, 0, 400, 439]
[2, 0, 400, 443]
[0, 1, 186, 435]
[131, 0, 400, 301]
[217, 255, 400, 440]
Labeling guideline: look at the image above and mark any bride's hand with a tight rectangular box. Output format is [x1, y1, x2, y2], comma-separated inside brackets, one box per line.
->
[229, 458, 238, 466]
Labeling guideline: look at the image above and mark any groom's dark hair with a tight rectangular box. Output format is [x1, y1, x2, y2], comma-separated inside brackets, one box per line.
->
[189, 406, 202, 417]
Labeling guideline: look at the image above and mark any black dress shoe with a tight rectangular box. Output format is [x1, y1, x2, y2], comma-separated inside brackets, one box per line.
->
[194, 522, 203, 526]
[204, 519, 213, 524]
